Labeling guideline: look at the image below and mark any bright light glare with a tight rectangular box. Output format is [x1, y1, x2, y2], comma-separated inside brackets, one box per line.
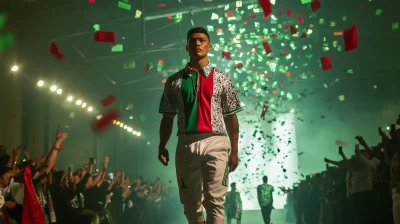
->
[37, 80, 44, 87]
[82, 103, 87, 108]
[11, 65, 19, 72]
[67, 96, 73, 102]
[96, 115, 103, 120]
[120, 123, 124, 127]
[290, 108, 295, 113]
[88, 107, 93, 112]
[76, 100, 82, 105]
[56, 89, 62, 95]
[123, 125, 127, 129]
[137, 132, 141, 136]
[50, 85, 57, 92]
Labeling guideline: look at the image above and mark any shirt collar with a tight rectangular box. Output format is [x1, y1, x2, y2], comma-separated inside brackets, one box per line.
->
[184, 62, 213, 78]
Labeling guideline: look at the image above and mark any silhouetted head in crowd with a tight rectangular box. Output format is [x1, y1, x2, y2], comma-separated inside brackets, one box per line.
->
[230, 182, 237, 191]
[0, 166, 13, 188]
[0, 154, 11, 167]
[263, 175, 268, 184]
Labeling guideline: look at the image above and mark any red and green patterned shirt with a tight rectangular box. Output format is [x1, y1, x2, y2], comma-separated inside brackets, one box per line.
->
[159, 62, 242, 136]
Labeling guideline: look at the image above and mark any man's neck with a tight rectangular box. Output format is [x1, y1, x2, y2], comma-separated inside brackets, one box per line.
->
[189, 56, 208, 71]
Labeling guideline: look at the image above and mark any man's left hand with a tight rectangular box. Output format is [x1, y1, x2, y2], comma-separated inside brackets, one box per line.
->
[229, 152, 239, 173]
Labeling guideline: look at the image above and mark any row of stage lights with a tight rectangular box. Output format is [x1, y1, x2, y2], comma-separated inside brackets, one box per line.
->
[7, 63, 144, 137]
[36, 80, 142, 137]
[36, 79, 142, 137]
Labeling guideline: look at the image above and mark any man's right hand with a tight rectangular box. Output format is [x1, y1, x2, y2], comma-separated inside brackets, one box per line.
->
[158, 147, 169, 166]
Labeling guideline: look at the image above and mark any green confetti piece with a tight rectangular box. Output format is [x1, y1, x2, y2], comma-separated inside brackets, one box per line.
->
[338, 95, 345, 101]
[118, 1, 131, 10]
[300, 0, 312, 4]
[375, 9, 382, 16]
[393, 22, 399, 30]
[207, 25, 214, 32]
[111, 44, 123, 52]
[140, 114, 147, 122]
[173, 13, 183, 23]
[157, 63, 164, 72]
[123, 61, 136, 70]
[319, 19, 324, 24]
[93, 24, 100, 31]
[347, 69, 353, 74]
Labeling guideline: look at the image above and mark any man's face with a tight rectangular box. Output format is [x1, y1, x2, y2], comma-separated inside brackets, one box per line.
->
[186, 33, 211, 60]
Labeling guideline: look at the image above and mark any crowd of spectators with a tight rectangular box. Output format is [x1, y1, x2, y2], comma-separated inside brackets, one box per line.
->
[0, 130, 182, 224]
[283, 118, 400, 224]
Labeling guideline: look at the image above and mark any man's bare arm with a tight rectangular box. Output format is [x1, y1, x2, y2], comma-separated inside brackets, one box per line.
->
[224, 114, 239, 154]
[159, 116, 174, 148]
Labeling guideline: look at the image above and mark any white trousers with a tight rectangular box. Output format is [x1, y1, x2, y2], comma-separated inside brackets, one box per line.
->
[393, 188, 400, 224]
[175, 134, 231, 224]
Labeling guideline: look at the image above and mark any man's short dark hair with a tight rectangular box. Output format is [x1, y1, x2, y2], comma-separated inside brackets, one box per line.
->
[263, 175, 268, 183]
[230, 182, 236, 188]
[187, 27, 210, 43]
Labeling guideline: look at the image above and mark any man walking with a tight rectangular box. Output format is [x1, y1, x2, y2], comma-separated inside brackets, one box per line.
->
[157, 27, 242, 224]
[257, 176, 274, 224]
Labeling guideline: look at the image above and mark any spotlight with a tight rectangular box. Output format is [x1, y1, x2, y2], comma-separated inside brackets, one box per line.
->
[82, 103, 87, 108]
[88, 107, 93, 112]
[132, 131, 137, 135]
[116, 121, 120, 125]
[37, 80, 44, 87]
[290, 108, 295, 113]
[56, 89, 62, 95]
[97, 115, 103, 120]
[137, 132, 141, 136]
[124, 125, 127, 129]
[11, 65, 19, 72]
[119, 123, 124, 127]
[50, 85, 57, 92]
[127, 127, 132, 132]
[67, 96, 73, 102]
[129, 116, 133, 120]
[76, 100, 82, 105]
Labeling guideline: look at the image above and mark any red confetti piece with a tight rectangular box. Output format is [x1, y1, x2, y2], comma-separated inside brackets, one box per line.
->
[258, 0, 272, 18]
[100, 94, 116, 107]
[243, 20, 248, 24]
[260, 105, 268, 120]
[282, 50, 289, 55]
[266, 76, 272, 81]
[158, 60, 164, 65]
[167, 15, 173, 20]
[343, 24, 358, 52]
[290, 25, 297, 35]
[273, 34, 279, 38]
[298, 17, 304, 24]
[249, 13, 256, 19]
[320, 56, 332, 71]
[94, 31, 116, 44]
[300, 33, 307, 38]
[272, 90, 278, 94]
[89, 0, 95, 3]
[287, 9, 292, 17]
[284, 25, 289, 30]
[48, 41, 64, 60]
[222, 51, 231, 60]
[278, 10, 282, 15]
[143, 64, 150, 72]
[234, 63, 243, 69]
[162, 78, 167, 84]
[91, 109, 120, 133]
[263, 42, 272, 55]
[227, 10, 234, 17]
[158, 3, 166, 7]
[285, 72, 291, 77]
[311, 0, 321, 12]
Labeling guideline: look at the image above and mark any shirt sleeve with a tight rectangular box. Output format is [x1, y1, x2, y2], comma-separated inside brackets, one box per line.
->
[158, 78, 177, 117]
[221, 75, 243, 116]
